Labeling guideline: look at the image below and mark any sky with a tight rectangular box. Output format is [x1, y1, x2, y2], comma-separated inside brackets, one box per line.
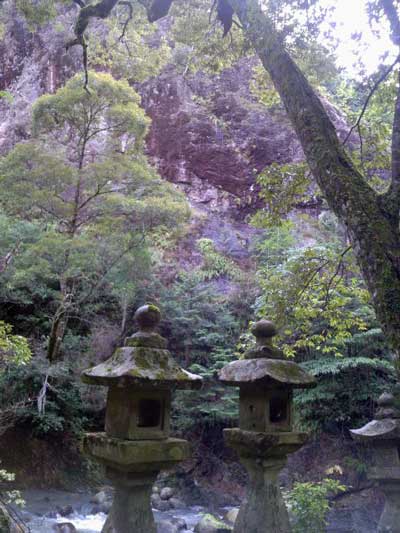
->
[324, 0, 396, 74]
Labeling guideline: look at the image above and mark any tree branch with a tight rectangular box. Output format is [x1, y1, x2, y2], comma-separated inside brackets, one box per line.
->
[343, 56, 399, 146]
[118, 1, 134, 41]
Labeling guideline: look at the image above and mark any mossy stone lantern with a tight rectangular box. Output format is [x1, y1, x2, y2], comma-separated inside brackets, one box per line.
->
[351, 390, 400, 533]
[219, 319, 316, 533]
[81, 304, 202, 533]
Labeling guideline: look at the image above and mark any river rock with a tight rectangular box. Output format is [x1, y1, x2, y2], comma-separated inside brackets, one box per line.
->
[160, 487, 175, 500]
[194, 514, 232, 533]
[158, 517, 187, 532]
[151, 493, 172, 511]
[57, 505, 74, 517]
[224, 509, 239, 524]
[52, 524, 77, 533]
[90, 490, 109, 505]
[170, 497, 185, 509]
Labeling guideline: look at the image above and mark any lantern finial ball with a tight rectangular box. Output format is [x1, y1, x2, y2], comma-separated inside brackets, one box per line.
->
[134, 304, 161, 332]
[251, 319, 277, 341]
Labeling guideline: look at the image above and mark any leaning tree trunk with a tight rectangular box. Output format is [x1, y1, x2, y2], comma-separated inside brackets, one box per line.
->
[228, 0, 400, 362]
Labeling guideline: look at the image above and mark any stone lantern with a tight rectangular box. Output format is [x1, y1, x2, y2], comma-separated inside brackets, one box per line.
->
[351, 390, 400, 533]
[219, 319, 316, 533]
[81, 304, 202, 533]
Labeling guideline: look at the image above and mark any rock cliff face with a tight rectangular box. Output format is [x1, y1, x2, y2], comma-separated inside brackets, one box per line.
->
[0, 10, 301, 227]
[0, 10, 351, 259]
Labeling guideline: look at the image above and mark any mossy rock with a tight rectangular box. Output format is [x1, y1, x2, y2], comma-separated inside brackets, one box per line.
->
[194, 513, 232, 533]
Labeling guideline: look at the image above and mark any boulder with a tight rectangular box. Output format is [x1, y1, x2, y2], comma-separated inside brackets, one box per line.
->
[151, 493, 172, 511]
[169, 497, 185, 509]
[52, 524, 77, 533]
[160, 487, 175, 500]
[224, 509, 239, 524]
[57, 505, 74, 517]
[90, 490, 110, 505]
[158, 517, 187, 532]
[194, 514, 232, 533]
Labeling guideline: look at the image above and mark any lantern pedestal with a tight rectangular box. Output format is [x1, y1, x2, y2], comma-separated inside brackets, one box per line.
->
[101, 470, 158, 533]
[224, 429, 308, 533]
[83, 433, 190, 533]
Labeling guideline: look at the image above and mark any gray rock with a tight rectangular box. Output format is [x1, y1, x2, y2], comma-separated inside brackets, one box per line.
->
[151, 493, 172, 511]
[169, 497, 185, 509]
[57, 505, 74, 517]
[52, 524, 77, 533]
[90, 490, 109, 505]
[160, 487, 175, 500]
[158, 517, 187, 532]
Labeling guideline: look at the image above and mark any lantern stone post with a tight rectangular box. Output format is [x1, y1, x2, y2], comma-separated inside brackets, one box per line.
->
[351, 390, 400, 533]
[219, 319, 316, 533]
[81, 304, 202, 533]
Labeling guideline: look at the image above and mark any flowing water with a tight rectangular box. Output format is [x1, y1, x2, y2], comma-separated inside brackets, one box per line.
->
[13, 489, 207, 532]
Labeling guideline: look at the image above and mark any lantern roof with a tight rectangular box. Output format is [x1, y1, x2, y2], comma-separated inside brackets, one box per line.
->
[219, 319, 315, 388]
[351, 392, 400, 441]
[82, 304, 202, 390]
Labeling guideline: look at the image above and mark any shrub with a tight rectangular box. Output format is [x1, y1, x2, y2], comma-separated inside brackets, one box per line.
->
[287, 478, 346, 533]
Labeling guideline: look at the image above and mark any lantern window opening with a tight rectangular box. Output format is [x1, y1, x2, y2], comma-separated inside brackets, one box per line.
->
[137, 398, 163, 428]
[269, 396, 288, 424]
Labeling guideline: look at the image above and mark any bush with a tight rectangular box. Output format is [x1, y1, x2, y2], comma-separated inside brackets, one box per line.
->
[287, 478, 346, 533]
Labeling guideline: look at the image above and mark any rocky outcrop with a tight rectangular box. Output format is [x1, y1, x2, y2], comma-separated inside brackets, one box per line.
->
[141, 61, 303, 218]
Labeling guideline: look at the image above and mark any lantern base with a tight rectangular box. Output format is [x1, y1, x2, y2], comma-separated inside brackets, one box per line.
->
[83, 433, 191, 533]
[82, 432, 190, 471]
[224, 428, 309, 533]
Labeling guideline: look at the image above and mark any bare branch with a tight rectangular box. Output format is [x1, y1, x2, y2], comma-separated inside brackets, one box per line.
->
[118, 1, 134, 41]
[343, 56, 399, 145]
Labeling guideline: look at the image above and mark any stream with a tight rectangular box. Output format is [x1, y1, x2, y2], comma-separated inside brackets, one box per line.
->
[12, 489, 210, 532]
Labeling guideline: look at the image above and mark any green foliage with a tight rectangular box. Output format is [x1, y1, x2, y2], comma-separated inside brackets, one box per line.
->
[0, 321, 31, 367]
[197, 238, 241, 281]
[0, 359, 87, 437]
[0, 71, 189, 360]
[251, 163, 311, 227]
[0, 467, 24, 506]
[334, 71, 396, 190]
[170, 0, 251, 74]
[296, 355, 395, 430]
[287, 478, 346, 533]
[0, 90, 13, 103]
[254, 219, 371, 357]
[161, 272, 243, 429]
[89, 3, 171, 82]
[14, 0, 57, 27]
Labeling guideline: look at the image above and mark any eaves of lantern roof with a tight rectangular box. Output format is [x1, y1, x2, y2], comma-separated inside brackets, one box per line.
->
[82, 305, 202, 390]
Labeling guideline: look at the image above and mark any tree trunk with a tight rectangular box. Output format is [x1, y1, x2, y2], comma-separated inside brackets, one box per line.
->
[228, 0, 400, 361]
[47, 303, 69, 363]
